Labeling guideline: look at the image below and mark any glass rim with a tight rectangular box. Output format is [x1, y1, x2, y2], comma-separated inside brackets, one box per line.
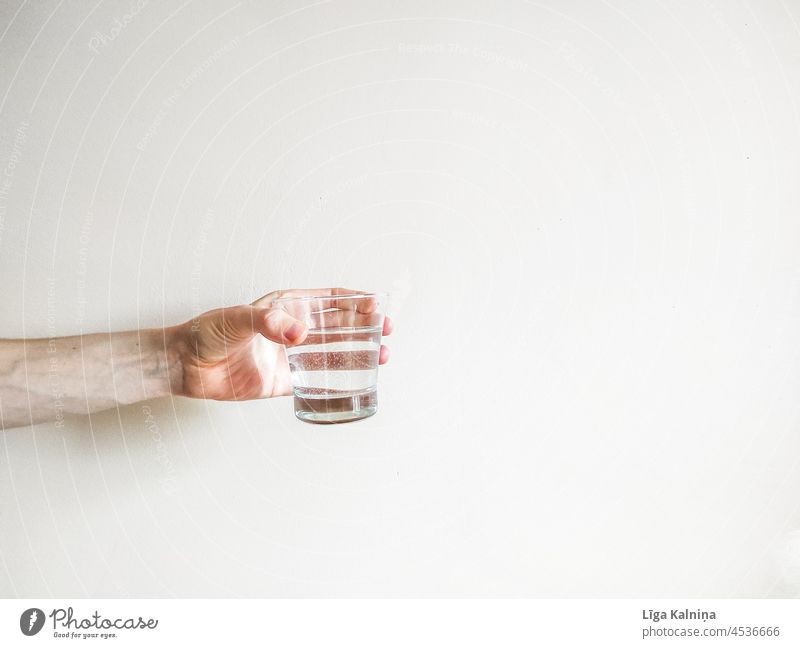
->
[272, 291, 388, 304]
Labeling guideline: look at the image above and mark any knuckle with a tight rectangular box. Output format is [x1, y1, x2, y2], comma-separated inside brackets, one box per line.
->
[263, 308, 283, 327]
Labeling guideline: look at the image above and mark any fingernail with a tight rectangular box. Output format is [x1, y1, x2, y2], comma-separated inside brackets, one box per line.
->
[285, 322, 305, 342]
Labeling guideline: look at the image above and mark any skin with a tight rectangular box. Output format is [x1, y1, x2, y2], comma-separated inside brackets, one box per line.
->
[0, 288, 392, 431]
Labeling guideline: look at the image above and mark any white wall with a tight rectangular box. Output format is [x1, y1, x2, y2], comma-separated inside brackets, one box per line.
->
[1, 0, 800, 597]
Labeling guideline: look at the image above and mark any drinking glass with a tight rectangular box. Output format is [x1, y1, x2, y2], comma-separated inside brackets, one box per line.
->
[273, 292, 388, 424]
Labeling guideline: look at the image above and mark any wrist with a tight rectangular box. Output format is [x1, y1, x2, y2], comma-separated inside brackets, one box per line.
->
[162, 323, 189, 398]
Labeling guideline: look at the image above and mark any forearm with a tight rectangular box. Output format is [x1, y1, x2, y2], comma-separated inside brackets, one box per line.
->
[0, 327, 184, 430]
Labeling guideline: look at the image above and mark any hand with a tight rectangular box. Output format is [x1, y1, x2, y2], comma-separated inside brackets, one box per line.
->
[169, 288, 393, 400]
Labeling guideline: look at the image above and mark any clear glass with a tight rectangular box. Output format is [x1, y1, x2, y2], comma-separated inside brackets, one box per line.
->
[274, 292, 388, 424]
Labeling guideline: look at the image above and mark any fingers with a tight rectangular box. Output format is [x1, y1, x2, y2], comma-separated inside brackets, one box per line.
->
[305, 309, 384, 329]
[380, 318, 391, 364]
[260, 308, 308, 345]
[263, 310, 392, 334]
[215, 306, 308, 346]
[248, 290, 391, 353]
[252, 287, 378, 313]
[252, 287, 360, 307]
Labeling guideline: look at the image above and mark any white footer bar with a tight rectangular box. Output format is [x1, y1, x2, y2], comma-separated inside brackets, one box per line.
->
[1, 599, 798, 647]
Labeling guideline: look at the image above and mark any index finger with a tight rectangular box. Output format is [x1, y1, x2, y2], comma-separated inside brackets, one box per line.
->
[252, 287, 378, 313]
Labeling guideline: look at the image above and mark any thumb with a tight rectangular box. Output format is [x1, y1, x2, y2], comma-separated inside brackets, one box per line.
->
[258, 307, 308, 345]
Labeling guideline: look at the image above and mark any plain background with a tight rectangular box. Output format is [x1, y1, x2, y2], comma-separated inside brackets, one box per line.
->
[1, 0, 800, 597]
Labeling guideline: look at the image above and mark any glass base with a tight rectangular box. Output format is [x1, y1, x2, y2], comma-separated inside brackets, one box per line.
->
[293, 389, 378, 424]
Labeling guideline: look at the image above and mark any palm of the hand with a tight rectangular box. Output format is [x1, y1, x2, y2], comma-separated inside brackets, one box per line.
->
[183, 335, 293, 400]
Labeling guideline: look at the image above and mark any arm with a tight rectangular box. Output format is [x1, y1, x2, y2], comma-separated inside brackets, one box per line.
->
[0, 328, 181, 429]
[0, 288, 392, 431]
